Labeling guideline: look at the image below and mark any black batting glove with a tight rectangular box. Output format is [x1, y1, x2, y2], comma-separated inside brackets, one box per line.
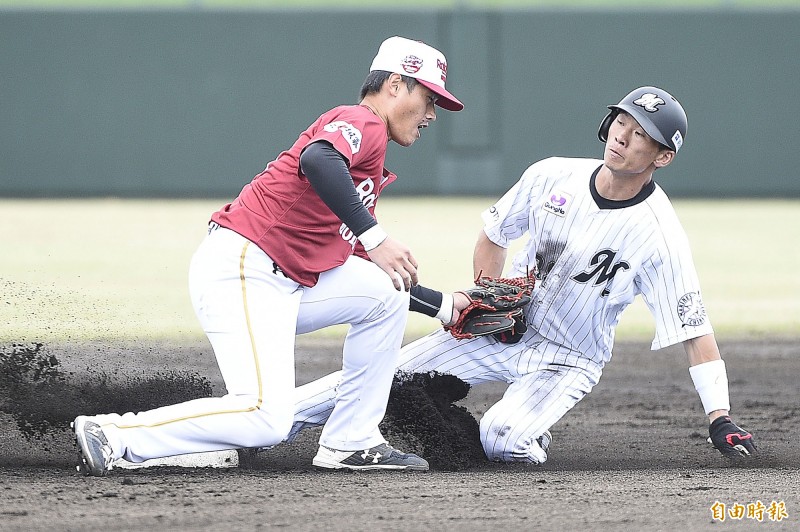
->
[708, 416, 757, 458]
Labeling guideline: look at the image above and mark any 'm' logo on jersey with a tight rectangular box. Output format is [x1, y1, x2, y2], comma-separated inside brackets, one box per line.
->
[543, 192, 572, 217]
[572, 249, 630, 296]
[633, 93, 665, 113]
[323, 121, 362, 154]
[677, 292, 707, 327]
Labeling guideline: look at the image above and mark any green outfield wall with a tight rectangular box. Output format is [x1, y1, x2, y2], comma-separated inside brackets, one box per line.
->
[2, 10, 798, 198]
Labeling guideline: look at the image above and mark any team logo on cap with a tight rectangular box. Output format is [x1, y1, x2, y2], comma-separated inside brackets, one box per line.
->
[436, 59, 447, 82]
[401, 55, 423, 74]
[633, 93, 666, 113]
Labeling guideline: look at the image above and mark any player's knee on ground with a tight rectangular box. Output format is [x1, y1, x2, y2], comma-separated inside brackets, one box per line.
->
[235, 399, 295, 448]
[479, 417, 548, 464]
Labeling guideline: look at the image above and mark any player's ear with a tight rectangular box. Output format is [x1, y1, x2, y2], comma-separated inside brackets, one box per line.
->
[387, 73, 403, 96]
[653, 149, 674, 169]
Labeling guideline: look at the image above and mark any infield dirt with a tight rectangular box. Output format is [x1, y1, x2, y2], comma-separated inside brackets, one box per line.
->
[1, 337, 797, 531]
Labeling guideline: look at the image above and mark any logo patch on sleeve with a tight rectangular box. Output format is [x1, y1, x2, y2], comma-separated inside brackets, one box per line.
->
[677, 292, 707, 327]
[323, 120, 362, 154]
[543, 192, 572, 217]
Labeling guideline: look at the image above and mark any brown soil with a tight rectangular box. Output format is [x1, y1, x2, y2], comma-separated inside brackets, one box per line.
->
[0, 337, 797, 531]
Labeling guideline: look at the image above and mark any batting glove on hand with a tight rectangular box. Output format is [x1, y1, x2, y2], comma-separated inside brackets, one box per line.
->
[708, 416, 757, 458]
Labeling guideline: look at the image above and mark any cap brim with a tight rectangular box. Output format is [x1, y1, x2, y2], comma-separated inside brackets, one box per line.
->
[418, 80, 464, 111]
[610, 104, 671, 148]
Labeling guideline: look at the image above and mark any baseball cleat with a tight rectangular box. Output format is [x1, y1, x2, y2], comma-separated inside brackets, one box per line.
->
[537, 430, 552, 454]
[72, 416, 114, 477]
[312, 443, 429, 471]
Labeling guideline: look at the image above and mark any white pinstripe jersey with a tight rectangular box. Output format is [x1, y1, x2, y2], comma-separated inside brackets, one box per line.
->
[482, 157, 714, 368]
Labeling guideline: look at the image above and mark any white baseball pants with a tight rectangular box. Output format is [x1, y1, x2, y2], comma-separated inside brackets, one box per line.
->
[95, 226, 409, 462]
[291, 327, 601, 463]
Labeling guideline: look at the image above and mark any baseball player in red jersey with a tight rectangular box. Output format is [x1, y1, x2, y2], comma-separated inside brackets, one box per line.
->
[72, 36, 463, 475]
[290, 86, 757, 464]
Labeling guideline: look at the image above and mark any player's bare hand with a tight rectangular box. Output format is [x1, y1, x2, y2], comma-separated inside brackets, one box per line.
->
[442, 291, 472, 326]
[367, 236, 419, 291]
[452, 291, 472, 314]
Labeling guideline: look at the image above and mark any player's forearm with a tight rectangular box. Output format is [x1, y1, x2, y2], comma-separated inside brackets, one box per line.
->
[473, 230, 507, 278]
[685, 334, 722, 366]
[685, 334, 729, 422]
[410, 229, 511, 323]
[409, 284, 453, 324]
[409, 285, 471, 326]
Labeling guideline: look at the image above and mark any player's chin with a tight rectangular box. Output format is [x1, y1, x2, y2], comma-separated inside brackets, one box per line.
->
[603, 150, 622, 167]
[402, 127, 424, 147]
[396, 135, 418, 148]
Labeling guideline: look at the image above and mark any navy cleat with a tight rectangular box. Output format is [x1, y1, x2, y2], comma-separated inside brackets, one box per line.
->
[313, 443, 429, 471]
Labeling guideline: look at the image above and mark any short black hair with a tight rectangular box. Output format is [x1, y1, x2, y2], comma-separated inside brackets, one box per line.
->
[359, 71, 419, 101]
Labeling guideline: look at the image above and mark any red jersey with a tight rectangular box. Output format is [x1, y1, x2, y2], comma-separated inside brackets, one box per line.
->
[212, 105, 397, 287]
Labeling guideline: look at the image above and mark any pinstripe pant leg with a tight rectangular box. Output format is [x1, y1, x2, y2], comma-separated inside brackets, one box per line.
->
[479, 364, 597, 463]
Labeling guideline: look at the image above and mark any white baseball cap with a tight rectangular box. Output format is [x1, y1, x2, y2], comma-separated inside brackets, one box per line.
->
[369, 36, 464, 112]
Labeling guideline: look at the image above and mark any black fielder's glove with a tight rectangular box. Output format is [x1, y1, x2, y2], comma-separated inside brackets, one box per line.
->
[708, 416, 757, 458]
[492, 310, 528, 344]
[444, 273, 535, 344]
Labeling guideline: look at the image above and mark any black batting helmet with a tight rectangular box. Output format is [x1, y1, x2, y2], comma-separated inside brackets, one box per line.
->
[598, 86, 687, 152]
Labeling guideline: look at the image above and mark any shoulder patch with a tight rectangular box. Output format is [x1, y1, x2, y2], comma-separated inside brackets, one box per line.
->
[323, 120, 362, 154]
[677, 292, 707, 327]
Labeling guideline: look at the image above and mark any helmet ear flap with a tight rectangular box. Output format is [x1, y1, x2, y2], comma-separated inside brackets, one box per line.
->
[597, 109, 618, 143]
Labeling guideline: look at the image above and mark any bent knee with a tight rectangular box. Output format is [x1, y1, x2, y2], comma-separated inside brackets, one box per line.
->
[381, 282, 411, 312]
[480, 418, 547, 464]
[237, 406, 294, 448]
[365, 281, 410, 319]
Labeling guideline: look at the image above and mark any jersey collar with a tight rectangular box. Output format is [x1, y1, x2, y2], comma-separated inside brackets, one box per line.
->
[590, 165, 656, 210]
